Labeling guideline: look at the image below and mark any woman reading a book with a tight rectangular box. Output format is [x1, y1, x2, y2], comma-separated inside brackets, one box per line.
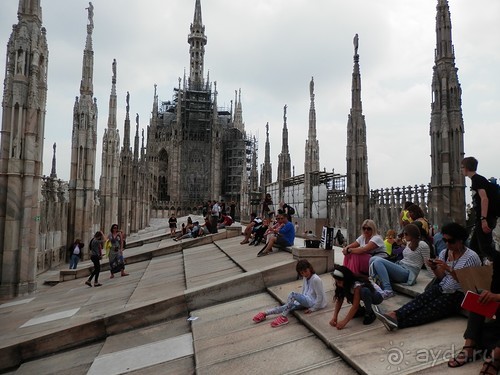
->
[448, 250, 500, 375]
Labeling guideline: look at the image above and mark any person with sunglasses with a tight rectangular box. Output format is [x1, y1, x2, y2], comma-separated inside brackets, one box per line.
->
[373, 222, 481, 331]
[342, 219, 387, 275]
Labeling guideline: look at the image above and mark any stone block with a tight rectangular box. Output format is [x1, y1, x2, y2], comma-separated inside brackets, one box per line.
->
[292, 247, 334, 274]
[225, 225, 241, 238]
[185, 270, 266, 311]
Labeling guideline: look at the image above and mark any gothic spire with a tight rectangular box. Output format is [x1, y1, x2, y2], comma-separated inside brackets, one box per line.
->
[351, 33, 362, 112]
[435, 0, 455, 61]
[107, 59, 117, 130]
[50, 143, 57, 178]
[17, 0, 42, 24]
[134, 113, 140, 162]
[123, 91, 131, 151]
[346, 34, 369, 241]
[429, 0, 465, 226]
[260, 122, 272, 190]
[304, 77, 320, 218]
[233, 88, 244, 132]
[80, 2, 94, 96]
[277, 104, 292, 186]
[188, 0, 207, 87]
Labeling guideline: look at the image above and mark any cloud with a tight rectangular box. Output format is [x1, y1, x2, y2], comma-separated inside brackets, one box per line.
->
[0, 0, 499, 193]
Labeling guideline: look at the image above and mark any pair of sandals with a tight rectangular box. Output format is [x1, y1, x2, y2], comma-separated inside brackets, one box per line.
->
[448, 346, 498, 374]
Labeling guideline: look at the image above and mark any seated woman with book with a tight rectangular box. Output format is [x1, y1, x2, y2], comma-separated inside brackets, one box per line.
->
[448, 251, 500, 375]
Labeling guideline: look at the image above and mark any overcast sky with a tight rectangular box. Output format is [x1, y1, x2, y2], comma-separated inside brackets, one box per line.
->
[1, 0, 499, 192]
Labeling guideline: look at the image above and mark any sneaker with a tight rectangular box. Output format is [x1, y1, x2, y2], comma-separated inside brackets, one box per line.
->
[110, 274, 115, 279]
[363, 312, 376, 325]
[373, 308, 398, 331]
[94, 283, 102, 287]
[252, 312, 266, 323]
[381, 290, 395, 299]
[270, 315, 289, 328]
[121, 272, 129, 277]
[85, 281, 92, 287]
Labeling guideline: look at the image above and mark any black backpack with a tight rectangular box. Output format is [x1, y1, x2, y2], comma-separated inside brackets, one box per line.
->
[286, 205, 295, 216]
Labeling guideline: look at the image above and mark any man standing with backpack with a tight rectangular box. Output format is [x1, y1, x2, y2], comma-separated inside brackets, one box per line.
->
[462, 157, 498, 262]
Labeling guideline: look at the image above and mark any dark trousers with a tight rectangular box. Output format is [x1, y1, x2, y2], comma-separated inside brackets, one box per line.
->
[88, 255, 101, 283]
[464, 312, 500, 350]
[210, 216, 218, 234]
[470, 218, 497, 260]
[395, 284, 463, 328]
[360, 287, 383, 314]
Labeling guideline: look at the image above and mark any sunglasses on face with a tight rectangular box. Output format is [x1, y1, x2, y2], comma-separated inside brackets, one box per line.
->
[362, 227, 372, 231]
[443, 237, 457, 244]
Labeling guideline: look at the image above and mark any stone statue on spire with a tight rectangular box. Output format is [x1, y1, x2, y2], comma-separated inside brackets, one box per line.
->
[283, 104, 287, 123]
[112, 58, 116, 79]
[310, 76, 314, 99]
[86, 2, 94, 27]
[136, 113, 139, 126]
[126, 91, 130, 113]
[353, 33, 359, 55]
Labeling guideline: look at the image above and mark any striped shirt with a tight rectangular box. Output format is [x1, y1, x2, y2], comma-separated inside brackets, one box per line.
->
[438, 247, 481, 293]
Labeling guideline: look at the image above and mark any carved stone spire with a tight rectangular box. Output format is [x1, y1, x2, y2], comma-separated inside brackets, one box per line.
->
[50, 143, 57, 178]
[277, 105, 292, 198]
[80, 2, 94, 96]
[188, 0, 207, 87]
[68, 3, 98, 247]
[0, 0, 48, 297]
[346, 34, 369, 241]
[123, 91, 131, 152]
[233, 88, 244, 133]
[429, 0, 465, 225]
[260, 122, 273, 192]
[304, 77, 320, 218]
[134, 113, 140, 162]
[99, 58, 120, 231]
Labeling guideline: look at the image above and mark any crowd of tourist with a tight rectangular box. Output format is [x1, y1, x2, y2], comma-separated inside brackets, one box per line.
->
[250, 156, 499, 374]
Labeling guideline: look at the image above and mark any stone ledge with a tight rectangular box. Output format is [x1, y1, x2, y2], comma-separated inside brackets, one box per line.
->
[292, 247, 335, 275]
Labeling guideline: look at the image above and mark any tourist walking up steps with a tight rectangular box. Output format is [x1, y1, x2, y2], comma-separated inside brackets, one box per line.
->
[252, 260, 327, 327]
[108, 224, 129, 278]
[462, 156, 498, 262]
[86, 231, 104, 287]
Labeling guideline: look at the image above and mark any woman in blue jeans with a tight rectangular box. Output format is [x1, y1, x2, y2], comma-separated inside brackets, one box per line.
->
[369, 223, 431, 299]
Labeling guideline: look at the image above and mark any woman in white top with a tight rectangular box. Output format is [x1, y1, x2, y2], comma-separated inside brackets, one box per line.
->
[369, 223, 431, 299]
[342, 219, 387, 275]
[252, 260, 327, 327]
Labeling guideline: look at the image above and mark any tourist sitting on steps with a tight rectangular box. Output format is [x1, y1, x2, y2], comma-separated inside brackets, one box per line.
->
[257, 213, 295, 257]
[369, 223, 431, 300]
[373, 222, 481, 331]
[342, 219, 387, 275]
[240, 213, 262, 244]
[252, 260, 327, 327]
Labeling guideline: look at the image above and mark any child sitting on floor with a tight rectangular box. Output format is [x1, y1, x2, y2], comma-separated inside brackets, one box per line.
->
[252, 259, 327, 327]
